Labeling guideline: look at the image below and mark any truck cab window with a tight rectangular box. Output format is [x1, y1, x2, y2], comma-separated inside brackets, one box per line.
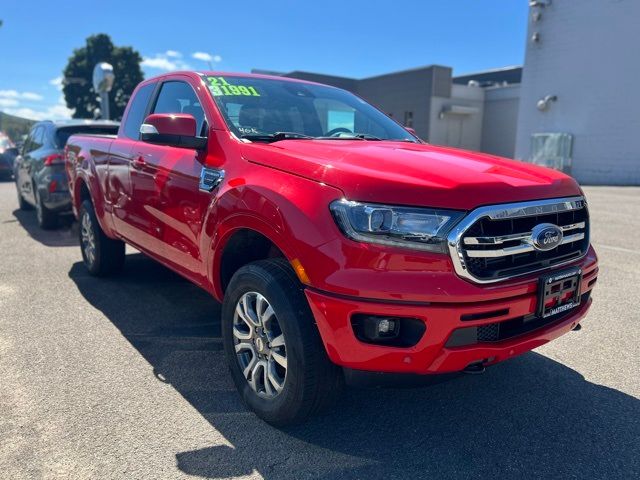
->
[153, 81, 206, 136]
[123, 83, 155, 140]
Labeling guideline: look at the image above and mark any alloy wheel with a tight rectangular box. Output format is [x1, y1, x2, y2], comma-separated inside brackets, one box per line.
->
[233, 291, 287, 398]
[80, 212, 96, 266]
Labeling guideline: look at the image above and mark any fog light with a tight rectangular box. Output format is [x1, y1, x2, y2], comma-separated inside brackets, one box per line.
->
[351, 314, 426, 347]
[357, 315, 401, 343]
[378, 318, 394, 334]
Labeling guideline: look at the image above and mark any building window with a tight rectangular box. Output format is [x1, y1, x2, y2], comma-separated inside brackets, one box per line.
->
[404, 111, 413, 128]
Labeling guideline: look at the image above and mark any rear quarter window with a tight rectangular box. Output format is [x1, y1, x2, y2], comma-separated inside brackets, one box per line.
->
[122, 83, 155, 140]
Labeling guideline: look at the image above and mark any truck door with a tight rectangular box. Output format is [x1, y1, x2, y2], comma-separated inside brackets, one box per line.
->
[129, 78, 210, 284]
[108, 82, 156, 248]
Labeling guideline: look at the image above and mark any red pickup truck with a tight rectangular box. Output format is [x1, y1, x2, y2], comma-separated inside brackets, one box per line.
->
[66, 71, 598, 425]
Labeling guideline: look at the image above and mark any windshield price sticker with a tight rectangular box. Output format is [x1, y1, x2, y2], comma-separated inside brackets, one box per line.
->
[207, 77, 261, 97]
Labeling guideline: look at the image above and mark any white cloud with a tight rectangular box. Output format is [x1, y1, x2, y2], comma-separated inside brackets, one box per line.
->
[22, 92, 44, 101]
[0, 98, 19, 108]
[0, 89, 46, 111]
[0, 90, 44, 101]
[49, 76, 64, 90]
[142, 56, 179, 71]
[192, 52, 222, 64]
[141, 51, 221, 72]
[192, 52, 213, 62]
[3, 95, 73, 121]
[141, 52, 191, 71]
[0, 90, 19, 98]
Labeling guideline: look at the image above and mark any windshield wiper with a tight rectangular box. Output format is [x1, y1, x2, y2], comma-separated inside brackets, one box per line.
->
[240, 132, 314, 142]
[353, 133, 382, 140]
[316, 133, 382, 141]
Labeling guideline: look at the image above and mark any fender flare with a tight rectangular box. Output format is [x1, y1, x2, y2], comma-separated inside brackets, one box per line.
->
[207, 213, 300, 301]
[73, 170, 114, 237]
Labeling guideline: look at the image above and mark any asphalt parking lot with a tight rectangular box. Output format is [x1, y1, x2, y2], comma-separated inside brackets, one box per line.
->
[0, 181, 638, 479]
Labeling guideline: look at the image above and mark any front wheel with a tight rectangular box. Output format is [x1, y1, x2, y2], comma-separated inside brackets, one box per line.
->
[222, 258, 342, 426]
[79, 200, 125, 276]
[16, 182, 32, 211]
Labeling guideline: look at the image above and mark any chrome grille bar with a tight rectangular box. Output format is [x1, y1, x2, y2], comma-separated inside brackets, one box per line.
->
[465, 233, 585, 258]
[463, 222, 585, 246]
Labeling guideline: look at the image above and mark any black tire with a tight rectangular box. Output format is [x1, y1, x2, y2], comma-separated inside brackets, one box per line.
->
[35, 189, 58, 230]
[79, 199, 125, 276]
[222, 258, 342, 426]
[16, 182, 32, 211]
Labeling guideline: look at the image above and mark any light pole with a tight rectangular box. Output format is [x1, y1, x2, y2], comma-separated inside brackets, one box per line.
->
[92, 63, 115, 120]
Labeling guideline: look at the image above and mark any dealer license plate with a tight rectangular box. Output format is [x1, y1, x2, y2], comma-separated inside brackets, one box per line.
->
[537, 267, 582, 319]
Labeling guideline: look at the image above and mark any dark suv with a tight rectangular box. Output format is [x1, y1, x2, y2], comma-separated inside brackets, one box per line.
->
[15, 120, 119, 228]
[0, 136, 19, 180]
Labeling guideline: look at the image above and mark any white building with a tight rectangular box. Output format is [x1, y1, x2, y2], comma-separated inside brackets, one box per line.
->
[515, 0, 640, 185]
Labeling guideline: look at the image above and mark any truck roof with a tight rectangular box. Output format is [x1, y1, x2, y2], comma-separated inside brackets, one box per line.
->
[141, 70, 329, 88]
[40, 119, 120, 128]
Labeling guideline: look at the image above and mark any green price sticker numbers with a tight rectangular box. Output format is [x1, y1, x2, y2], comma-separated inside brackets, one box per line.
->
[207, 77, 260, 97]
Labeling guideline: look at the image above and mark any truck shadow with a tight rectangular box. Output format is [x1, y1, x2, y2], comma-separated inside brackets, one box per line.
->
[12, 209, 77, 247]
[68, 254, 640, 480]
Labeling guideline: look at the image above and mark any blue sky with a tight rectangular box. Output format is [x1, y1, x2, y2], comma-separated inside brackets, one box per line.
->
[0, 1, 528, 120]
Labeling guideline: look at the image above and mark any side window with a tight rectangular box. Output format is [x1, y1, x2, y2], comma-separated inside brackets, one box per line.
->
[26, 126, 44, 153]
[22, 128, 35, 154]
[42, 125, 54, 148]
[153, 81, 206, 135]
[123, 83, 155, 140]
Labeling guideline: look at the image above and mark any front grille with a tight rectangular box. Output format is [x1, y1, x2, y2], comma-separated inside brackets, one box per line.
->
[477, 323, 500, 342]
[449, 197, 589, 283]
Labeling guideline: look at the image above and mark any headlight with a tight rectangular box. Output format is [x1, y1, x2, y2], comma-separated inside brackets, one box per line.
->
[329, 199, 464, 253]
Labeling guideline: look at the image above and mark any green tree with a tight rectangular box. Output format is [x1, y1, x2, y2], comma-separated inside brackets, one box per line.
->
[62, 34, 143, 120]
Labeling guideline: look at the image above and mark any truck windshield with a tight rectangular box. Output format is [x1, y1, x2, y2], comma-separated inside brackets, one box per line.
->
[204, 75, 417, 143]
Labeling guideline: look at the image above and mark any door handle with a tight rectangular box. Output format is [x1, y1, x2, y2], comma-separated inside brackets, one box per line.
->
[132, 155, 146, 169]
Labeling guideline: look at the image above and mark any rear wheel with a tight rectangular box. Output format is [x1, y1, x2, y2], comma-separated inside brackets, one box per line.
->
[79, 199, 125, 276]
[35, 189, 58, 230]
[16, 182, 32, 211]
[222, 258, 342, 426]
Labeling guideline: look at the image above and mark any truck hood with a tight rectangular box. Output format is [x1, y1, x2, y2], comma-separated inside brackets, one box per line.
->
[242, 140, 581, 210]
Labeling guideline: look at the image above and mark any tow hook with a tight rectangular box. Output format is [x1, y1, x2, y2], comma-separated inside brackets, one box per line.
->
[572, 323, 582, 331]
[463, 362, 486, 375]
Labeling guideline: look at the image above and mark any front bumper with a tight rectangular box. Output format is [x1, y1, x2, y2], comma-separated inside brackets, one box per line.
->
[305, 251, 598, 374]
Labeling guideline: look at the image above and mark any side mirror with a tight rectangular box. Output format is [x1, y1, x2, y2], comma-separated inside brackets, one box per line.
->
[140, 113, 207, 150]
[5, 147, 19, 157]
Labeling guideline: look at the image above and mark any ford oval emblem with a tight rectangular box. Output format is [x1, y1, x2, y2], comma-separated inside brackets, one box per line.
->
[531, 223, 563, 251]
